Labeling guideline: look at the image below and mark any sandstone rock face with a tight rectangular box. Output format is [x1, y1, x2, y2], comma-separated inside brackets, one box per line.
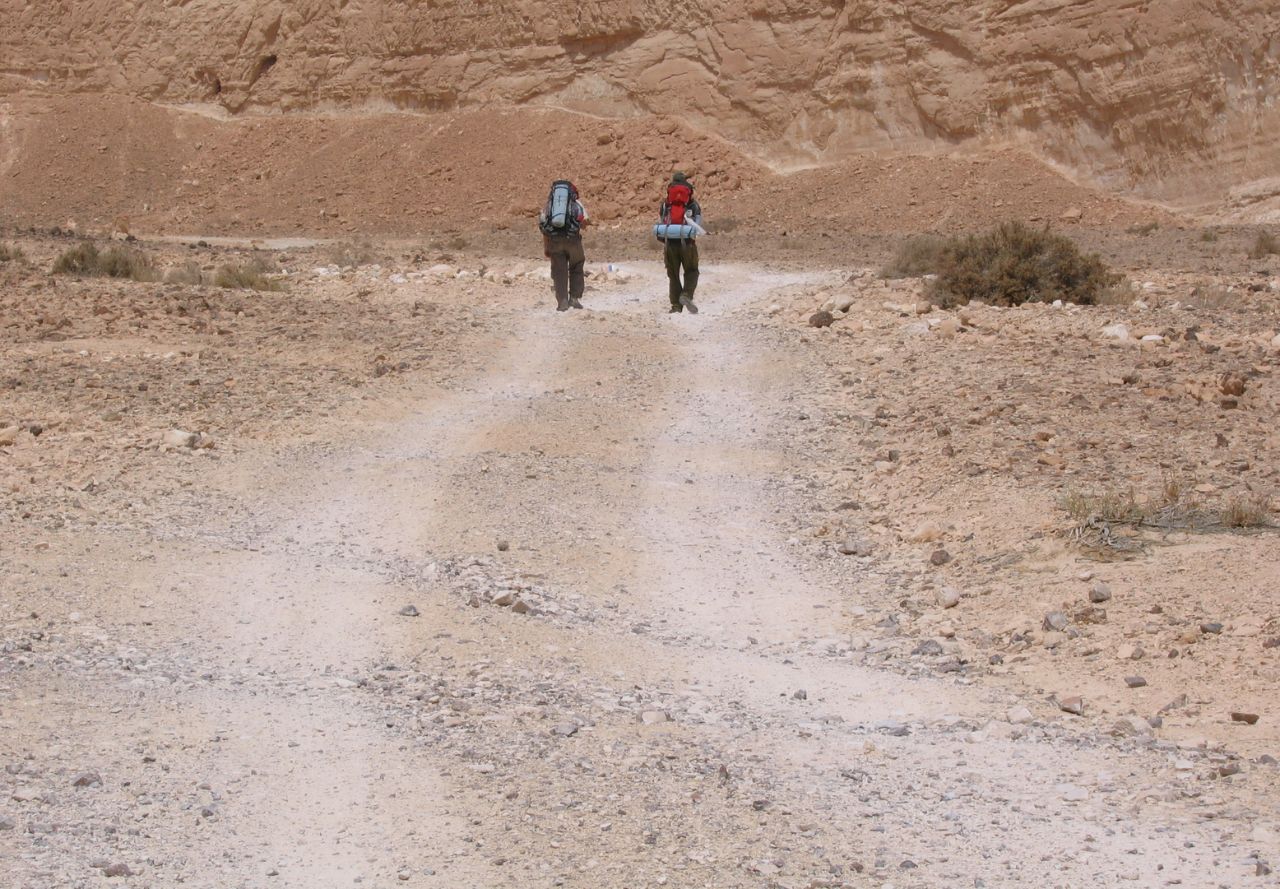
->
[1, 1, 1278, 210]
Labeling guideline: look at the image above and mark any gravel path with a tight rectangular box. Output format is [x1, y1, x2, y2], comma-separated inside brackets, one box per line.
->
[2, 262, 1273, 888]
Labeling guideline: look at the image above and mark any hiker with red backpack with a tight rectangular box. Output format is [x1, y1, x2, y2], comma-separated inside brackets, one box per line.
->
[655, 172, 704, 314]
[539, 180, 590, 311]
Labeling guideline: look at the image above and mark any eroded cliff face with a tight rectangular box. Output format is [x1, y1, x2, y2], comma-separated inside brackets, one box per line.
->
[1, 0, 1279, 209]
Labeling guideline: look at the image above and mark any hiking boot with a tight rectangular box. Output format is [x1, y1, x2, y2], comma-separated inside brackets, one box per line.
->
[569, 297, 583, 309]
[680, 294, 698, 314]
[669, 304, 683, 313]
[556, 297, 570, 312]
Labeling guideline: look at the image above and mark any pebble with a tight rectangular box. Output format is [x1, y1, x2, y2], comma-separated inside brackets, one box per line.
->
[552, 722, 578, 737]
[1007, 706, 1034, 725]
[1043, 611, 1069, 632]
[1058, 783, 1089, 802]
[1089, 582, 1112, 603]
[837, 538, 873, 557]
[103, 863, 134, 878]
[1059, 696, 1085, 716]
[639, 711, 669, 725]
[1199, 621, 1223, 634]
[929, 549, 952, 566]
[1124, 676, 1148, 688]
[1230, 712, 1259, 725]
[72, 771, 102, 788]
[935, 587, 960, 609]
[397, 604, 420, 618]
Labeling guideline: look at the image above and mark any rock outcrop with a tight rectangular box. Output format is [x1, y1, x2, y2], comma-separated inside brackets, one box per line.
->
[1, 1, 1279, 211]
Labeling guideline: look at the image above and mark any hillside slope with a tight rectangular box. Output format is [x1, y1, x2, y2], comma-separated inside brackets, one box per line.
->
[2, 0, 1279, 210]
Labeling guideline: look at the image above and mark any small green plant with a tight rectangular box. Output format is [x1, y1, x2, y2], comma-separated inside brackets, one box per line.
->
[52, 242, 157, 281]
[881, 234, 948, 279]
[0, 243, 25, 263]
[928, 222, 1122, 308]
[1247, 230, 1279, 260]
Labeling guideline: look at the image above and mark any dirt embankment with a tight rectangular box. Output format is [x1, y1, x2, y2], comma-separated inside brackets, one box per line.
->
[0, 95, 1172, 241]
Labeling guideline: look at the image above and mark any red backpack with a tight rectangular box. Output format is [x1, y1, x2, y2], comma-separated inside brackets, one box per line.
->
[665, 183, 692, 225]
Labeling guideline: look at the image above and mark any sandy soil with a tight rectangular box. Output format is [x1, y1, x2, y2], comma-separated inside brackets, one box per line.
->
[1, 235, 1278, 888]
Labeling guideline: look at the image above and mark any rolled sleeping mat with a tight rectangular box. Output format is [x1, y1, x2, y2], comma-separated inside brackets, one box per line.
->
[654, 223, 702, 240]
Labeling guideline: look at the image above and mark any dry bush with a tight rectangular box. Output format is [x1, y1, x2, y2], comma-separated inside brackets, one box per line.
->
[881, 234, 948, 279]
[213, 256, 284, 291]
[1247, 230, 1280, 260]
[52, 242, 158, 281]
[164, 261, 206, 286]
[1198, 228, 1220, 243]
[928, 222, 1122, 308]
[713, 217, 742, 234]
[1126, 221, 1160, 236]
[1062, 489, 1149, 525]
[1221, 494, 1272, 528]
[0, 243, 25, 263]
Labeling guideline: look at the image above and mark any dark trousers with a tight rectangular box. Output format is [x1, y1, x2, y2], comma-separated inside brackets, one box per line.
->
[546, 234, 585, 307]
[664, 239, 699, 305]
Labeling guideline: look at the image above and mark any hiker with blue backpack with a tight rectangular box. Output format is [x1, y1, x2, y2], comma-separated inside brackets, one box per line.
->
[539, 180, 590, 311]
[655, 172, 704, 314]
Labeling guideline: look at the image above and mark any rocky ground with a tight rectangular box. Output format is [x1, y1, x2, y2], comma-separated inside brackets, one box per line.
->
[1, 232, 1278, 888]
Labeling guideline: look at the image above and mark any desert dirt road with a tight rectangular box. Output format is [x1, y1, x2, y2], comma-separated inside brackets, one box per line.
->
[2, 262, 1273, 888]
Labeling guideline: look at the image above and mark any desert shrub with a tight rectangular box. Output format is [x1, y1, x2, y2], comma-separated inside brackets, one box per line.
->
[881, 234, 948, 279]
[927, 222, 1122, 308]
[52, 242, 157, 281]
[714, 217, 742, 234]
[1221, 494, 1272, 528]
[1198, 228, 1219, 243]
[213, 259, 283, 291]
[165, 261, 206, 286]
[0, 243, 25, 263]
[1126, 221, 1160, 236]
[1247, 230, 1279, 260]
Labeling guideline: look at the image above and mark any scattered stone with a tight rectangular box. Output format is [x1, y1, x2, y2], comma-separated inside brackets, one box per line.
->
[1043, 611, 1070, 632]
[397, 604, 420, 618]
[1058, 696, 1085, 716]
[1216, 762, 1242, 778]
[874, 720, 910, 737]
[913, 639, 944, 656]
[0, 815, 15, 831]
[792, 689, 808, 701]
[929, 548, 952, 566]
[1159, 694, 1189, 713]
[496, 539, 510, 552]
[1007, 706, 1034, 725]
[103, 863, 134, 878]
[908, 521, 945, 543]
[1058, 783, 1088, 801]
[836, 538, 873, 557]
[72, 771, 102, 788]
[1230, 712, 1260, 725]
[935, 587, 961, 609]
[1199, 621, 1223, 634]
[808, 310, 835, 328]
[1124, 676, 1148, 688]
[1114, 715, 1153, 737]
[551, 722, 578, 737]
[639, 711, 669, 725]
[510, 598, 532, 615]
[491, 591, 516, 607]
[162, 428, 198, 449]
[1089, 582, 1112, 603]
[0, 425, 20, 447]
